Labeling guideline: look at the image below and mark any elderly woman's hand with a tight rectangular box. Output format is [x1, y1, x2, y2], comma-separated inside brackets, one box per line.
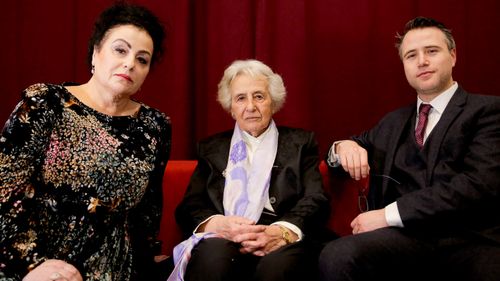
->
[203, 215, 266, 241]
[238, 225, 297, 256]
[23, 259, 83, 281]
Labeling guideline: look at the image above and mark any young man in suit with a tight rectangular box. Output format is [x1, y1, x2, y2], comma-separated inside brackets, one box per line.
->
[318, 17, 500, 281]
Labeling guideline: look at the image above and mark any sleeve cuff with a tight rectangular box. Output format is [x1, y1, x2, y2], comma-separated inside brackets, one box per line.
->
[326, 141, 342, 167]
[385, 202, 404, 227]
[272, 221, 303, 241]
[193, 214, 223, 233]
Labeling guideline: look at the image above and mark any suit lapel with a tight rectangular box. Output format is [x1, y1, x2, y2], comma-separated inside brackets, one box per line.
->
[273, 129, 286, 172]
[268, 128, 293, 212]
[425, 87, 467, 185]
[204, 134, 231, 213]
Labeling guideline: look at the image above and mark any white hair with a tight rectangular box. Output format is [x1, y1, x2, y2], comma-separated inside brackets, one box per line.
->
[217, 59, 286, 113]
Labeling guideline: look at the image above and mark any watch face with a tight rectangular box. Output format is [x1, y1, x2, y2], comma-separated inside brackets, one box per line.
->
[279, 226, 292, 244]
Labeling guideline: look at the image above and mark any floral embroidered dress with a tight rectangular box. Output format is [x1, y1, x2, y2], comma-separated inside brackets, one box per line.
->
[0, 83, 171, 280]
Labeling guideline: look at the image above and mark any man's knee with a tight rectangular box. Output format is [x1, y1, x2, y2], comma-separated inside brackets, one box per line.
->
[318, 238, 361, 281]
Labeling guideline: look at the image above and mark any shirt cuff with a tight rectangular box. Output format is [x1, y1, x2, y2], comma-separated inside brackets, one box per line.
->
[385, 202, 404, 227]
[193, 214, 223, 233]
[271, 221, 303, 241]
[326, 141, 343, 167]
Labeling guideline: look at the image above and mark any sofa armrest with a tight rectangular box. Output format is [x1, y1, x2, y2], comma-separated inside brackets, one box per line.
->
[320, 161, 368, 236]
[158, 160, 197, 255]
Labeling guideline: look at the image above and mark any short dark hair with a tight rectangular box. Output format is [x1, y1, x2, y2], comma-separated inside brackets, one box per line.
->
[395, 16, 455, 58]
[87, 1, 165, 69]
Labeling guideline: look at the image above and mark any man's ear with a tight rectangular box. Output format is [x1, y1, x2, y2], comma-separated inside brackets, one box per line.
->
[450, 48, 457, 67]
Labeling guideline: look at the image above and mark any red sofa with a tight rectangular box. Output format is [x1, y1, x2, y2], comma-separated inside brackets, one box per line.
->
[157, 160, 367, 255]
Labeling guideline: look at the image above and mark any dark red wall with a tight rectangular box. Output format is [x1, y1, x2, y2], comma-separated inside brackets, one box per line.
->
[1, 0, 499, 159]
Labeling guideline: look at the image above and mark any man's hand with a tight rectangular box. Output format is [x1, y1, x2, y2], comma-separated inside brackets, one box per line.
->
[336, 140, 370, 180]
[350, 209, 388, 234]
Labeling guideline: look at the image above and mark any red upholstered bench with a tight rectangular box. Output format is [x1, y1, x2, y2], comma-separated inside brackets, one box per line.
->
[158, 160, 366, 255]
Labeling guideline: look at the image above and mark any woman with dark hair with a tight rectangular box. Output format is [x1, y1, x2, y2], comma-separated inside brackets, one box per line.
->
[0, 3, 170, 281]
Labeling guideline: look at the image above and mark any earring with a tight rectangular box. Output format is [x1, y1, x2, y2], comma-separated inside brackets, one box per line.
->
[91, 65, 95, 74]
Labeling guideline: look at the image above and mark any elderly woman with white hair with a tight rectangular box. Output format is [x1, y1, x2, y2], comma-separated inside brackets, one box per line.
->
[167, 59, 330, 281]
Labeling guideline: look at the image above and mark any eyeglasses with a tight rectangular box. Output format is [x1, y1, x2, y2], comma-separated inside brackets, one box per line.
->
[356, 177, 369, 213]
[356, 174, 401, 213]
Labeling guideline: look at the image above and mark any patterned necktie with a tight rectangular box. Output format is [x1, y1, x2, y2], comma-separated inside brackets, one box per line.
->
[415, 103, 432, 148]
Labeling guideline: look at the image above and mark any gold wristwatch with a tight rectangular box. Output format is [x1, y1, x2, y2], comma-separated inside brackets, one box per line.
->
[278, 225, 294, 244]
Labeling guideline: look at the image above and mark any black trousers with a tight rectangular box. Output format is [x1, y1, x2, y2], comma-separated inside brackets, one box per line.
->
[184, 237, 321, 281]
[318, 227, 500, 281]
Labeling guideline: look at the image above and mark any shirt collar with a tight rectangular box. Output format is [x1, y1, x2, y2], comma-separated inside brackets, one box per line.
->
[417, 82, 458, 114]
[241, 123, 272, 152]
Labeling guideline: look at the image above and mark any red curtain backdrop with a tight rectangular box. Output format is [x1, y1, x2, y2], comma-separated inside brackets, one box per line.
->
[1, 0, 499, 159]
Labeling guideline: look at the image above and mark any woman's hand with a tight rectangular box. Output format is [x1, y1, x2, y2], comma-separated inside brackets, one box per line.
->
[238, 225, 297, 256]
[23, 259, 83, 281]
[203, 215, 266, 241]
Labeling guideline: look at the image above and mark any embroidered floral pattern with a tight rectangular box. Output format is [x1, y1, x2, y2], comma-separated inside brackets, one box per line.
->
[229, 140, 247, 164]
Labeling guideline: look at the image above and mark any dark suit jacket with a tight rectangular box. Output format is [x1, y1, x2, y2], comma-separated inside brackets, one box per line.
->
[175, 126, 329, 241]
[352, 86, 500, 243]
